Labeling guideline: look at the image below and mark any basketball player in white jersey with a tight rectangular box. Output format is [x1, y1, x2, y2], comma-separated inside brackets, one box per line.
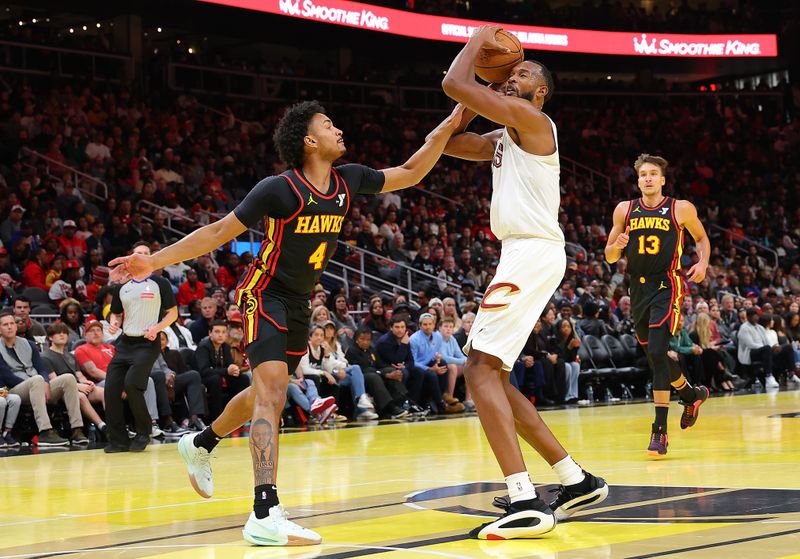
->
[440, 25, 608, 539]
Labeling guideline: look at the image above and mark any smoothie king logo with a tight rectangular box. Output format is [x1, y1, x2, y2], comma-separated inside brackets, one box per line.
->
[633, 33, 762, 56]
[279, 0, 389, 30]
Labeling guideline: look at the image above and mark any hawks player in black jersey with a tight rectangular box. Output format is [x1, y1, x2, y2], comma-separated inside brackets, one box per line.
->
[110, 100, 465, 546]
[605, 154, 711, 458]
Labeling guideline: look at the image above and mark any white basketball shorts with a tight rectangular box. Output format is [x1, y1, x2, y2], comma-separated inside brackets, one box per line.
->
[463, 237, 566, 371]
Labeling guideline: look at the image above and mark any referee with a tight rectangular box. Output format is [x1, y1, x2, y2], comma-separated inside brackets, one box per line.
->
[104, 241, 178, 453]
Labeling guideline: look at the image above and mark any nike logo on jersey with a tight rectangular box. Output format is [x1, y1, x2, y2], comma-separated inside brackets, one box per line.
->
[337, 193, 346, 207]
[307, 194, 318, 205]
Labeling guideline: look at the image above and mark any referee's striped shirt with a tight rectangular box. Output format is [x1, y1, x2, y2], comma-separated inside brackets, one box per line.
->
[110, 275, 177, 337]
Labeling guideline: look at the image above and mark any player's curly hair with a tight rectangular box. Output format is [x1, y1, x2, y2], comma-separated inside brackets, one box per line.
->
[633, 154, 669, 174]
[272, 101, 326, 169]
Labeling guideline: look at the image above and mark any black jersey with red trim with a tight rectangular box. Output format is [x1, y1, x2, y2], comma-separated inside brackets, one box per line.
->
[623, 196, 684, 277]
[233, 164, 384, 297]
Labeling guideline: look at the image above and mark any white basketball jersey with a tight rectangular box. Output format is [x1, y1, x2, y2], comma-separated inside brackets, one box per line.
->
[489, 117, 564, 243]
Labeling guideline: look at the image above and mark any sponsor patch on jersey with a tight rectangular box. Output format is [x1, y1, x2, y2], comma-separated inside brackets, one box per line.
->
[140, 292, 155, 299]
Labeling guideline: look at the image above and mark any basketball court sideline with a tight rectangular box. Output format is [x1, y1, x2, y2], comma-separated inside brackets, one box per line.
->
[1, 390, 799, 559]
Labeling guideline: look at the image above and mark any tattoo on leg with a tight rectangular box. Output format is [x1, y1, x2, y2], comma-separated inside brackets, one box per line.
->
[250, 418, 276, 486]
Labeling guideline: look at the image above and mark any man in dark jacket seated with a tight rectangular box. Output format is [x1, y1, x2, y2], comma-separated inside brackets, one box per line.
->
[346, 327, 408, 419]
[194, 320, 250, 420]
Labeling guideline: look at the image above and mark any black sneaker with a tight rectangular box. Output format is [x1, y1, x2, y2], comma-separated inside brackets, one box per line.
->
[189, 418, 207, 431]
[3, 432, 18, 447]
[130, 434, 149, 452]
[411, 404, 432, 418]
[468, 496, 556, 540]
[549, 471, 609, 521]
[680, 386, 710, 430]
[38, 429, 69, 447]
[389, 406, 409, 419]
[71, 428, 89, 445]
[164, 421, 189, 435]
[104, 443, 130, 453]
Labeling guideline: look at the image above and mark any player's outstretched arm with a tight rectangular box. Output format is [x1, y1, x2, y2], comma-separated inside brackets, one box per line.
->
[605, 201, 632, 264]
[676, 200, 710, 283]
[441, 25, 544, 133]
[380, 104, 465, 192]
[109, 213, 247, 282]
[426, 101, 499, 162]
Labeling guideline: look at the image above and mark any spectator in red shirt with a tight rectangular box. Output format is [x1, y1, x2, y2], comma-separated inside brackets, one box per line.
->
[21, 247, 49, 290]
[86, 266, 110, 303]
[215, 252, 240, 291]
[177, 268, 205, 307]
[58, 220, 88, 260]
[74, 320, 116, 383]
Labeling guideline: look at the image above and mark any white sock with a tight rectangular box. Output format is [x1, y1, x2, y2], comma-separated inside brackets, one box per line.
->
[552, 456, 585, 486]
[505, 471, 537, 503]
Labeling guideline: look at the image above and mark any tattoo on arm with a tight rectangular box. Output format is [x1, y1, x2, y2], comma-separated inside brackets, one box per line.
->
[250, 418, 276, 486]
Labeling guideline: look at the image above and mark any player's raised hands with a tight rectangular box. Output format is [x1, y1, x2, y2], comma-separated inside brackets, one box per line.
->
[613, 226, 631, 249]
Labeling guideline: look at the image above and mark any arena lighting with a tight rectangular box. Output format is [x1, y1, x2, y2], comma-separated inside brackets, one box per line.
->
[197, 0, 778, 58]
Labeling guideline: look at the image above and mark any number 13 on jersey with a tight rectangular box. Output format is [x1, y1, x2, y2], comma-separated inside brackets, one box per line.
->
[637, 235, 661, 255]
[308, 242, 328, 270]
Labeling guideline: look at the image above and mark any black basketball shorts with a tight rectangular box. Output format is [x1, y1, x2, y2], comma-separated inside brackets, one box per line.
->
[238, 289, 311, 372]
[630, 271, 686, 345]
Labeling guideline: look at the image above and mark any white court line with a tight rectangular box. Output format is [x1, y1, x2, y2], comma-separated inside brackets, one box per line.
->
[0, 479, 467, 528]
[0, 542, 475, 559]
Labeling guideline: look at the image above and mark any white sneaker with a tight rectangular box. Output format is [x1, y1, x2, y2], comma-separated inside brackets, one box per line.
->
[356, 409, 379, 421]
[789, 374, 800, 384]
[178, 432, 214, 498]
[463, 400, 476, 412]
[357, 393, 375, 410]
[151, 424, 164, 438]
[765, 375, 780, 389]
[242, 505, 322, 546]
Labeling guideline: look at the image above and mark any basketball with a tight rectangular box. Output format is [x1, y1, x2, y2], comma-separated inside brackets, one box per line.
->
[474, 29, 524, 83]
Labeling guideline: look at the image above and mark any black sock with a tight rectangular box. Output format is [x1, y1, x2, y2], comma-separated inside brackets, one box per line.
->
[674, 378, 697, 403]
[254, 484, 280, 519]
[653, 407, 668, 432]
[193, 426, 222, 452]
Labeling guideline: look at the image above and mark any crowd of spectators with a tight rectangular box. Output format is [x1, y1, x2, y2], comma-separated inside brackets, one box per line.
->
[0, 58, 798, 449]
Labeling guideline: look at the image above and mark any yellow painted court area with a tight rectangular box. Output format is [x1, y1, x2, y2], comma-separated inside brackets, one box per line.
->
[2, 390, 800, 558]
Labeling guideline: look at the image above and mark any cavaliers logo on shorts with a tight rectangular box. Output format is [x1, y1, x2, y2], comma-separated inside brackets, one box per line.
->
[479, 282, 521, 312]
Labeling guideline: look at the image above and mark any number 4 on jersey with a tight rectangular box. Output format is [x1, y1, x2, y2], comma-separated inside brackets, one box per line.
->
[308, 242, 328, 270]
